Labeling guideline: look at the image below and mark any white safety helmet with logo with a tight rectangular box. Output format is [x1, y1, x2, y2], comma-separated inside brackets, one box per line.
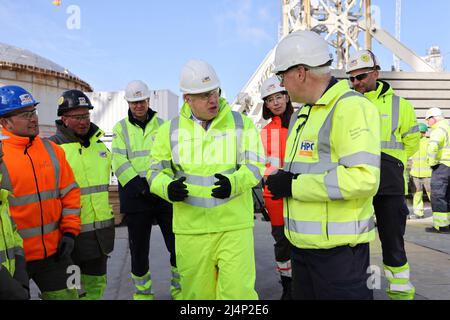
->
[260, 76, 285, 100]
[425, 107, 443, 120]
[346, 50, 381, 73]
[272, 30, 333, 74]
[180, 59, 221, 94]
[124, 80, 151, 102]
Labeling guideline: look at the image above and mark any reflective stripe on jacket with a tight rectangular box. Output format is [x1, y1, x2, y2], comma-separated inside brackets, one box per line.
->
[148, 97, 265, 234]
[1, 129, 81, 262]
[261, 116, 287, 226]
[410, 136, 432, 178]
[427, 119, 450, 167]
[0, 188, 24, 275]
[284, 80, 380, 250]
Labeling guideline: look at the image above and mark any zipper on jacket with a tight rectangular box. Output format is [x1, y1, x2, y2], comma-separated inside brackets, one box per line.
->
[24, 142, 48, 258]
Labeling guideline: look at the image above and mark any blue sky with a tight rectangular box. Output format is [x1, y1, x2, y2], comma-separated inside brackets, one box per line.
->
[0, 0, 449, 103]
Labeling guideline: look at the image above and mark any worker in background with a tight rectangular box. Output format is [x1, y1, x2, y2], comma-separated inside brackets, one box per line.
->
[49, 90, 115, 299]
[112, 80, 180, 300]
[0, 85, 81, 300]
[147, 59, 265, 299]
[409, 123, 432, 219]
[268, 30, 380, 300]
[0, 133, 30, 300]
[346, 50, 419, 300]
[259, 76, 294, 300]
[425, 107, 450, 233]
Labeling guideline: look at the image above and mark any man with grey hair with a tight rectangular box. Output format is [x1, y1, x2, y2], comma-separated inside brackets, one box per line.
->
[267, 30, 381, 300]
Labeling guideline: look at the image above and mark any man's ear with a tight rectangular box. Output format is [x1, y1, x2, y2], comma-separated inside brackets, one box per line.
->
[0, 118, 11, 130]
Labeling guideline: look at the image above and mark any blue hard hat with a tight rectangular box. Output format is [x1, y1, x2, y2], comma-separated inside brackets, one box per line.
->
[0, 85, 39, 117]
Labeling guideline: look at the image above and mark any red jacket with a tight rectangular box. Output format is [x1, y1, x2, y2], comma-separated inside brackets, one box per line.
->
[1, 129, 81, 262]
[260, 116, 287, 226]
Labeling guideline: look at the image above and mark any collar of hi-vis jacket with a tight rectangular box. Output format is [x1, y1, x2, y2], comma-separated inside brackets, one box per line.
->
[431, 119, 449, 130]
[54, 120, 103, 145]
[180, 97, 232, 127]
[365, 80, 393, 101]
[1, 128, 37, 149]
[313, 79, 351, 108]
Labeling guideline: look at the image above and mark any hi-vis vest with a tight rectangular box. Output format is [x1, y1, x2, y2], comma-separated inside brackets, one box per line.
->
[112, 115, 164, 187]
[427, 119, 450, 167]
[0, 188, 24, 276]
[410, 137, 432, 178]
[57, 128, 114, 233]
[284, 80, 381, 250]
[147, 98, 265, 234]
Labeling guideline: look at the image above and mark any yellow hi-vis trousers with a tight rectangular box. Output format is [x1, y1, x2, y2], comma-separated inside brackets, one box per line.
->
[175, 228, 258, 300]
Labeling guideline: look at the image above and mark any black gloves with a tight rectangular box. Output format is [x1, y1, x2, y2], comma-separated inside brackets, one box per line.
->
[168, 177, 189, 202]
[431, 164, 440, 171]
[266, 170, 295, 200]
[211, 174, 232, 199]
[57, 233, 75, 259]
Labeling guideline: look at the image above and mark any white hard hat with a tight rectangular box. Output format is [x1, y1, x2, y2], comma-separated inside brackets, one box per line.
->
[272, 30, 333, 74]
[425, 107, 443, 120]
[124, 80, 151, 102]
[180, 59, 221, 94]
[346, 50, 380, 73]
[260, 76, 285, 99]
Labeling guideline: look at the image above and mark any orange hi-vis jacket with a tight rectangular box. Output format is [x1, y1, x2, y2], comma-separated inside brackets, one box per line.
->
[260, 116, 288, 226]
[0, 129, 81, 262]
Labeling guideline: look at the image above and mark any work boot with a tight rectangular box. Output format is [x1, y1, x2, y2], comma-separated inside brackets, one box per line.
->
[280, 276, 292, 300]
[425, 226, 450, 234]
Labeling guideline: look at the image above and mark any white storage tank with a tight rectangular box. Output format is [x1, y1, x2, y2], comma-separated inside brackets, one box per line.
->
[0, 42, 92, 137]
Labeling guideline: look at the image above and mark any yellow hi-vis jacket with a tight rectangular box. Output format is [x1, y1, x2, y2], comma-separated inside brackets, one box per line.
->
[284, 80, 381, 250]
[427, 119, 450, 167]
[147, 98, 265, 234]
[112, 113, 164, 186]
[0, 188, 24, 276]
[365, 81, 420, 192]
[410, 136, 432, 178]
[50, 122, 115, 258]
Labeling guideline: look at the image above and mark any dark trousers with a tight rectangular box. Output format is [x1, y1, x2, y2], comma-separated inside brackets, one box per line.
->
[430, 164, 450, 216]
[72, 254, 108, 276]
[126, 203, 176, 277]
[291, 243, 372, 300]
[27, 254, 74, 293]
[373, 195, 408, 267]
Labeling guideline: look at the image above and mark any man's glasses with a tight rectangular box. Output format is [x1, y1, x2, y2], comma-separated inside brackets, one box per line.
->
[64, 113, 90, 121]
[192, 88, 220, 101]
[9, 108, 38, 120]
[276, 65, 308, 82]
[349, 70, 375, 82]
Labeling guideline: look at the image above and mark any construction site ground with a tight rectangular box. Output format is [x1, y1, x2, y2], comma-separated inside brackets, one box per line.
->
[29, 201, 450, 300]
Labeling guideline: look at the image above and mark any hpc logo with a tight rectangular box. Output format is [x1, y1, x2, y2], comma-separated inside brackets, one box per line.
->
[299, 140, 315, 157]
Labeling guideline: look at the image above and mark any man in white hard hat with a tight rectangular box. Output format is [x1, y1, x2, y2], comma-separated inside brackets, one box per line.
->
[147, 59, 265, 299]
[267, 30, 381, 300]
[425, 107, 450, 234]
[111, 80, 181, 300]
[346, 50, 419, 300]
